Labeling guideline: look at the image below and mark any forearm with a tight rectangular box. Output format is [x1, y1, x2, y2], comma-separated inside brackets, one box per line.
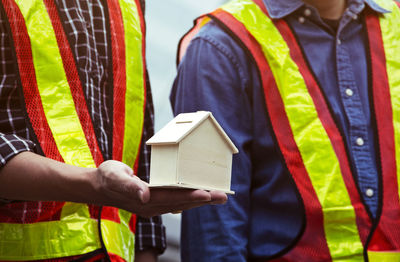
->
[0, 151, 97, 203]
[0, 151, 227, 217]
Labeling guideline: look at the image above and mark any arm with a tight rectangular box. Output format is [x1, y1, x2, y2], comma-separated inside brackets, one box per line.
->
[0, 151, 226, 217]
[170, 23, 253, 262]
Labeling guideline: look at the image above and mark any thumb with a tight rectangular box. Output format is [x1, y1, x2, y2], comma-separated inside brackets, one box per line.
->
[129, 175, 150, 204]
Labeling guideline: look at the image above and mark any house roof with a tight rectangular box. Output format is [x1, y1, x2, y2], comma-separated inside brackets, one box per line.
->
[146, 111, 239, 153]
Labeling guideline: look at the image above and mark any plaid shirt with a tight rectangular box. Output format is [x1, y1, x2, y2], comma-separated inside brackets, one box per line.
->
[0, 0, 165, 257]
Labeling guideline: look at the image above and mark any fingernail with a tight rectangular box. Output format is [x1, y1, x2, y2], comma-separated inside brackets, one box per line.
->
[138, 190, 145, 203]
[212, 197, 228, 205]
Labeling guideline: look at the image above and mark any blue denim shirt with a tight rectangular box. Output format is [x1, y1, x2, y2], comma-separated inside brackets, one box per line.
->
[170, 0, 388, 260]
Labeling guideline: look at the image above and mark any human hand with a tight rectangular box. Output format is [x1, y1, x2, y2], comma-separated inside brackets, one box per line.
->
[137, 188, 227, 218]
[92, 160, 227, 217]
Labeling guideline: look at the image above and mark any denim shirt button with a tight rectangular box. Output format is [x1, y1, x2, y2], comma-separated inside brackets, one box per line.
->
[304, 9, 311, 16]
[356, 137, 364, 146]
[345, 88, 354, 97]
[298, 16, 305, 24]
[365, 188, 374, 197]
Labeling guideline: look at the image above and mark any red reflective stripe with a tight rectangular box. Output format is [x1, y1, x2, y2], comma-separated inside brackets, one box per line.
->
[396, 1, 400, 8]
[273, 18, 371, 243]
[108, 253, 126, 262]
[88, 204, 101, 220]
[101, 206, 121, 223]
[210, 9, 331, 260]
[103, 0, 123, 226]
[0, 201, 64, 223]
[129, 213, 137, 233]
[252, 0, 268, 14]
[178, 17, 205, 63]
[365, 13, 400, 251]
[107, 0, 126, 162]
[1, 0, 63, 163]
[43, 0, 104, 167]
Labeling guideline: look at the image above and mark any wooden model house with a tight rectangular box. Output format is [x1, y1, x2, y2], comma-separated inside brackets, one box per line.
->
[146, 111, 238, 194]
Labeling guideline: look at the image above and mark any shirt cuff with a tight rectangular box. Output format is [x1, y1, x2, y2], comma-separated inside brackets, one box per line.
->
[0, 134, 36, 167]
[135, 215, 166, 254]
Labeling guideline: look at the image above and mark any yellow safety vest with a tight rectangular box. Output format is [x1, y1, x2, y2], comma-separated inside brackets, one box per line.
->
[178, 0, 400, 261]
[0, 0, 146, 261]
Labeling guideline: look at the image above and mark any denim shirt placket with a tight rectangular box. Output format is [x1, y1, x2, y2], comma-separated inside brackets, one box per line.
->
[335, 1, 379, 217]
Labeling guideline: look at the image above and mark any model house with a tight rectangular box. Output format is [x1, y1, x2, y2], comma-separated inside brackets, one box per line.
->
[146, 111, 238, 194]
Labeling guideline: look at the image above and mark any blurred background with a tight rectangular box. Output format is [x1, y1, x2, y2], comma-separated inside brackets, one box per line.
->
[145, 1, 226, 261]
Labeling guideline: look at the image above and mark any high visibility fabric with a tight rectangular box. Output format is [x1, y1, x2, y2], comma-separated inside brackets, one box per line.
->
[368, 251, 400, 262]
[0, 209, 100, 260]
[0, 0, 145, 261]
[101, 216, 135, 262]
[108, 0, 128, 163]
[218, 0, 363, 260]
[177, 0, 400, 260]
[14, 1, 96, 169]
[0, 1, 100, 259]
[377, 0, 400, 211]
[365, 0, 400, 260]
[119, 0, 145, 168]
[43, 0, 105, 168]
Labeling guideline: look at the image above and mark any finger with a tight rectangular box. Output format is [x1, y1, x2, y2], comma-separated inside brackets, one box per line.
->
[129, 176, 150, 203]
[130, 181, 150, 204]
[147, 190, 227, 208]
[149, 188, 212, 204]
[209, 191, 228, 204]
[138, 200, 215, 218]
[108, 174, 149, 204]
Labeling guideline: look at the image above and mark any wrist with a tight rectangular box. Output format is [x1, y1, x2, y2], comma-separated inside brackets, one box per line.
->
[135, 249, 158, 262]
[60, 165, 99, 204]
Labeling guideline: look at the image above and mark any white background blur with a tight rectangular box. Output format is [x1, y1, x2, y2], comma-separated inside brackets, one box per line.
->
[145, 1, 226, 261]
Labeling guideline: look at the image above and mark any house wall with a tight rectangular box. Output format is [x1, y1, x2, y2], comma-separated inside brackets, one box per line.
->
[149, 145, 178, 185]
[177, 118, 233, 191]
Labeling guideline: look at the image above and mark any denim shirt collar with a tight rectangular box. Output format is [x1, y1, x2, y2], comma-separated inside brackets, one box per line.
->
[262, 0, 389, 19]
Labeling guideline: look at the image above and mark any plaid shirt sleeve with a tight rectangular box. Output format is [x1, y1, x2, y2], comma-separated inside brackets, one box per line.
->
[135, 73, 166, 254]
[0, 133, 36, 167]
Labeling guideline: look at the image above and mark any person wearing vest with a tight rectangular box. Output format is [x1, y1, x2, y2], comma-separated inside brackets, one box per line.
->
[171, 0, 400, 261]
[0, 0, 228, 261]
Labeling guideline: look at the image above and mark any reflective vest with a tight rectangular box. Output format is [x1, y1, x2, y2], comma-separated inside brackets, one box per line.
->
[0, 0, 146, 261]
[178, 0, 400, 261]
